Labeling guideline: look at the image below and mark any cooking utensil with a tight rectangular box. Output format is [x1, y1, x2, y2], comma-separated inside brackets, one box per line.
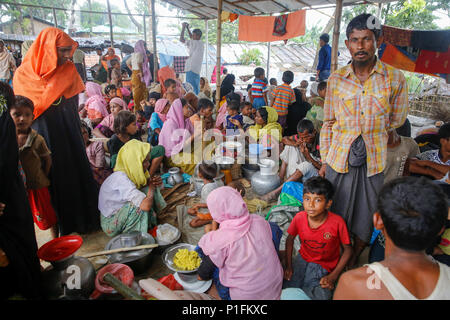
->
[162, 243, 200, 275]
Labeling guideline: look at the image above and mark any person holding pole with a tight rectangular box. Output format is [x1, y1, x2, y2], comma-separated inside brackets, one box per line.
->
[180, 22, 204, 95]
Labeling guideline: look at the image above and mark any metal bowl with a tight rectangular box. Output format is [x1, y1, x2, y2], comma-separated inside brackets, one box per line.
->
[162, 243, 201, 275]
[105, 232, 156, 274]
[213, 155, 235, 170]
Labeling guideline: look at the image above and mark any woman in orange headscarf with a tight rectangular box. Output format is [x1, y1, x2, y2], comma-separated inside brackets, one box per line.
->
[13, 27, 100, 235]
[101, 47, 121, 81]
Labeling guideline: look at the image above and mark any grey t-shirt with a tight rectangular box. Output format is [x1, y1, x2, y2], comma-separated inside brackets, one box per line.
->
[384, 136, 420, 183]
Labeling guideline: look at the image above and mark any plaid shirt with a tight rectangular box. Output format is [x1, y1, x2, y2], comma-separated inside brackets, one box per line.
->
[320, 59, 408, 177]
[173, 56, 189, 73]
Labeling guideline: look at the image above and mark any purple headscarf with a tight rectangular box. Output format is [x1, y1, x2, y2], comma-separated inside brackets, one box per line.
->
[134, 40, 151, 86]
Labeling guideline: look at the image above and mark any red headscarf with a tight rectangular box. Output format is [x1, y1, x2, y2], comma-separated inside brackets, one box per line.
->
[13, 27, 85, 119]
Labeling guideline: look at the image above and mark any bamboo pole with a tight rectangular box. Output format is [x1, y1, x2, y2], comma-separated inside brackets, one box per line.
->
[267, 41, 271, 79]
[106, 0, 114, 46]
[331, 0, 343, 72]
[81, 244, 159, 259]
[151, 0, 158, 82]
[102, 273, 145, 300]
[52, 8, 58, 27]
[215, 0, 223, 111]
[205, 19, 209, 78]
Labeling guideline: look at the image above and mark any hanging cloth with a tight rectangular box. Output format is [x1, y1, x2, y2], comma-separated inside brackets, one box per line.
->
[273, 14, 288, 37]
[238, 10, 306, 42]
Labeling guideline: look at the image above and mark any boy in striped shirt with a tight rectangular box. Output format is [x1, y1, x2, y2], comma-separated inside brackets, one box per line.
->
[249, 67, 268, 109]
[270, 70, 296, 129]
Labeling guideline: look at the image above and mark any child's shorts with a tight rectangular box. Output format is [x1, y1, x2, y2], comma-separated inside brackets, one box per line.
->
[28, 187, 57, 230]
[252, 97, 266, 109]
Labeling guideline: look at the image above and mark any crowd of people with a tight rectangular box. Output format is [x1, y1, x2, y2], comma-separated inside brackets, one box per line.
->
[0, 13, 449, 301]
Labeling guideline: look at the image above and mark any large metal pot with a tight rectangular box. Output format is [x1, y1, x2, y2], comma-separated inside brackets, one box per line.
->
[167, 167, 184, 186]
[251, 159, 280, 195]
[105, 232, 156, 275]
[242, 164, 259, 180]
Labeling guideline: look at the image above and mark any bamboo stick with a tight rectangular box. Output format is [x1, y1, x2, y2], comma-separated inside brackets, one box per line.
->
[215, 0, 223, 112]
[103, 273, 145, 300]
[81, 244, 159, 259]
[331, 0, 343, 73]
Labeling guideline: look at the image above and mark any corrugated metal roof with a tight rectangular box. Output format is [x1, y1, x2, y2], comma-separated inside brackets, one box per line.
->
[159, 0, 397, 19]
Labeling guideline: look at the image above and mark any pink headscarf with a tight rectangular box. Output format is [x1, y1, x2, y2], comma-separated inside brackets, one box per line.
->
[215, 101, 228, 129]
[158, 99, 193, 157]
[120, 87, 131, 97]
[154, 98, 169, 122]
[109, 97, 126, 109]
[198, 187, 283, 300]
[134, 40, 151, 86]
[85, 82, 108, 117]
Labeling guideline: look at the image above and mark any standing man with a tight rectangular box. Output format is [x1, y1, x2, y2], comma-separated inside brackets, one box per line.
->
[73, 42, 87, 83]
[94, 46, 107, 83]
[180, 22, 204, 95]
[0, 40, 16, 84]
[316, 34, 331, 81]
[319, 14, 408, 267]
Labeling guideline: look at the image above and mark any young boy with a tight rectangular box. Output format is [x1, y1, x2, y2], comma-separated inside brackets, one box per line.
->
[10, 96, 58, 239]
[225, 100, 244, 135]
[109, 59, 122, 88]
[190, 98, 215, 131]
[284, 177, 353, 300]
[140, 91, 161, 121]
[334, 176, 450, 300]
[240, 101, 255, 131]
[305, 80, 326, 131]
[262, 119, 321, 202]
[271, 70, 296, 129]
[267, 78, 278, 106]
[249, 67, 268, 110]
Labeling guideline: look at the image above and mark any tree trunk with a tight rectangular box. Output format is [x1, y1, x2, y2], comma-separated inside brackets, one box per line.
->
[67, 0, 77, 36]
[14, 5, 25, 34]
[87, 0, 92, 34]
[29, 9, 36, 35]
[312, 10, 336, 71]
[124, 0, 143, 33]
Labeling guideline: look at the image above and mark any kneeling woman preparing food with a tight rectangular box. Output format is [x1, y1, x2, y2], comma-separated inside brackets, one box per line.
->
[98, 139, 166, 237]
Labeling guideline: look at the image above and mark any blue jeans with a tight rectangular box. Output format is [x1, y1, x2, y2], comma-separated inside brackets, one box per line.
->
[318, 70, 330, 81]
[252, 97, 266, 109]
[283, 254, 332, 300]
[186, 71, 200, 95]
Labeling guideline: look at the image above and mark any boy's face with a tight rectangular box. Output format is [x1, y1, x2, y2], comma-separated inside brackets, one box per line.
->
[318, 88, 326, 99]
[10, 106, 33, 132]
[345, 28, 379, 65]
[242, 105, 252, 117]
[149, 98, 157, 107]
[301, 81, 308, 89]
[227, 106, 238, 117]
[297, 129, 316, 145]
[110, 103, 123, 116]
[113, 63, 120, 70]
[125, 121, 138, 136]
[167, 83, 177, 94]
[303, 192, 331, 218]
[107, 90, 117, 99]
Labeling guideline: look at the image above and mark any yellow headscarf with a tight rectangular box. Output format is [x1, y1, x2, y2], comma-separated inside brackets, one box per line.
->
[248, 106, 282, 143]
[114, 139, 151, 189]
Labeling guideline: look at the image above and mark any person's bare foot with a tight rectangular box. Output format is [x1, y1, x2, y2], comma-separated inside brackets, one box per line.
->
[260, 190, 278, 202]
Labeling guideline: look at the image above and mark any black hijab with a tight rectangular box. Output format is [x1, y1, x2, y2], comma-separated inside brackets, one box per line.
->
[0, 82, 42, 299]
[220, 74, 235, 100]
[285, 88, 312, 136]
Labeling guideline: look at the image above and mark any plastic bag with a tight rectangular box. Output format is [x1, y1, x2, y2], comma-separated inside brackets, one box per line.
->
[158, 274, 184, 291]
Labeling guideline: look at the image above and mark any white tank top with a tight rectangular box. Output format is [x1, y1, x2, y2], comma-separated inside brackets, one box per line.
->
[366, 261, 450, 300]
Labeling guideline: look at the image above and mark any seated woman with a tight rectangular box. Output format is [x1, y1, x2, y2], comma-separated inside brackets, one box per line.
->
[190, 98, 214, 131]
[196, 186, 284, 300]
[247, 106, 283, 151]
[188, 162, 221, 228]
[158, 98, 199, 175]
[81, 121, 112, 187]
[98, 139, 165, 237]
[93, 97, 125, 138]
[148, 98, 170, 146]
[200, 77, 212, 99]
[85, 81, 109, 128]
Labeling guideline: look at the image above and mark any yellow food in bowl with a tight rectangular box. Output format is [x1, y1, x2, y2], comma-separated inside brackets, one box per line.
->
[173, 249, 201, 271]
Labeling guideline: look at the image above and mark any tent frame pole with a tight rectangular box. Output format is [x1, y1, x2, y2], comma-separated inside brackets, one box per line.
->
[215, 0, 223, 111]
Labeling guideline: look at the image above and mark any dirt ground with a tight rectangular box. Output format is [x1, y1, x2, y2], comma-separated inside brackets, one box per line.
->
[35, 177, 370, 298]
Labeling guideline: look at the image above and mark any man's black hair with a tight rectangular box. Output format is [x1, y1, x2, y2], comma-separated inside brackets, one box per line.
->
[320, 33, 330, 43]
[297, 119, 315, 134]
[377, 176, 448, 252]
[240, 101, 252, 112]
[254, 67, 265, 78]
[438, 122, 450, 140]
[282, 71, 294, 84]
[269, 78, 277, 85]
[164, 78, 176, 88]
[227, 100, 240, 112]
[198, 98, 214, 111]
[346, 13, 382, 40]
[317, 81, 327, 92]
[192, 29, 202, 38]
[148, 92, 161, 100]
[303, 176, 335, 202]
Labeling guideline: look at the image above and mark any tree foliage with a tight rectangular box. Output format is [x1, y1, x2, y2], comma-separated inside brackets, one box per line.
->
[238, 48, 263, 66]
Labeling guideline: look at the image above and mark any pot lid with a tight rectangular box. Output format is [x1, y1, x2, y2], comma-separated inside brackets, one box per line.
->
[37, 235, 83, 262]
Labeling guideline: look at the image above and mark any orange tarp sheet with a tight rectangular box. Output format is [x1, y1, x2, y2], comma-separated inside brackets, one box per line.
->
[238, 10, 306, 42]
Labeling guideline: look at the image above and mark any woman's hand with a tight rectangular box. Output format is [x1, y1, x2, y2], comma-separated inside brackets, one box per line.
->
[149, 176, 163, 189]
[319, 163, 327, 178]
[229, 119, 242, 128]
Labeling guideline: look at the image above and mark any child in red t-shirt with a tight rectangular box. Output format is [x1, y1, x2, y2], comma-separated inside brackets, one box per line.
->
[284, 176, 353, 300]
